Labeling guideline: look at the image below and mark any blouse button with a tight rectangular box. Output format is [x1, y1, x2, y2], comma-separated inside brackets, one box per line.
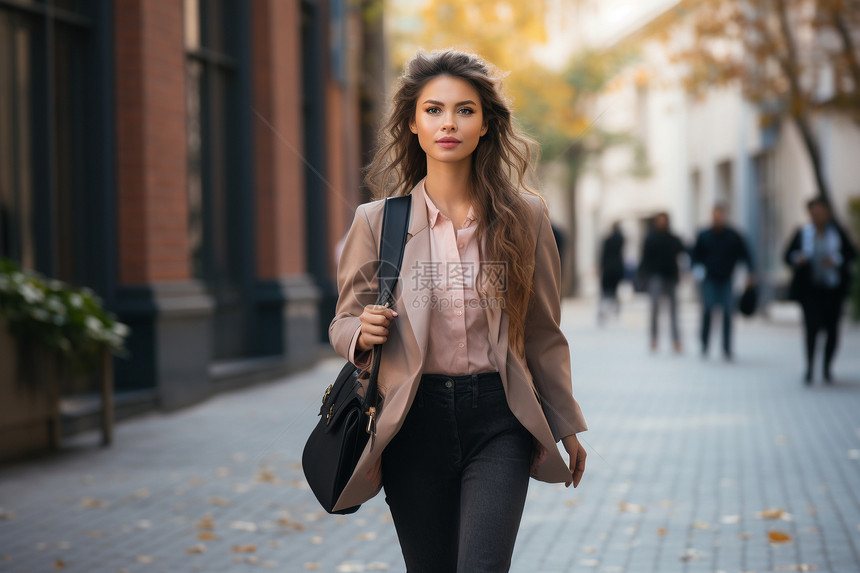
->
[458, 243, 465, 250]
[456, 310, 462, 316]
[458, 342, 465, 348]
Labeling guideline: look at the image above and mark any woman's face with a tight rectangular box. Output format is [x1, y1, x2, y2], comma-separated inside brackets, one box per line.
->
[409, 75, 488, 166]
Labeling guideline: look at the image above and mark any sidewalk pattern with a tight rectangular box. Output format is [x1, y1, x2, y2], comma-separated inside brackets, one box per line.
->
[1, 301, 859, 572]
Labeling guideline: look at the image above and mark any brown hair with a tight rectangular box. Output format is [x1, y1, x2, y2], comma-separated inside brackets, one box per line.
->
[365, 49, 540, 358]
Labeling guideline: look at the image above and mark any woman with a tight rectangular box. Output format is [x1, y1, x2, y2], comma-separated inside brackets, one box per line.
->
[329, 49, 588, 572]
[784, 197, 857, 384]
[638, 212, 685, 353]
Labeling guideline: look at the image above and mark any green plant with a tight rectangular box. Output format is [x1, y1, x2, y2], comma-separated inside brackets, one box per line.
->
[0, 258, 128, 384]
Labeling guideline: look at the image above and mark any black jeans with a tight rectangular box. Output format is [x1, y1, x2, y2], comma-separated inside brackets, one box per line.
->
[801, 288, 845, 377]
[381, 371, 533, 573]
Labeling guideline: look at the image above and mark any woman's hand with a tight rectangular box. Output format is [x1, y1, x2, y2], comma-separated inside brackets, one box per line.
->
[561, 434, 587, 488]
[356, 304, 398, 352]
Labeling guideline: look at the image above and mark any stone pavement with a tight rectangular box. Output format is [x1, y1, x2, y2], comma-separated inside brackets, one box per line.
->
[1, 299, 859, 573]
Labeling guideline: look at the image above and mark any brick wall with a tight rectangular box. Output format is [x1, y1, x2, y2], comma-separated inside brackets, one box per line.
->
[114, 0, 190, 284]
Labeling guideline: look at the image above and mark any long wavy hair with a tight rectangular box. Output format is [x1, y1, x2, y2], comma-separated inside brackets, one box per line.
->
[365, 49, 541, 358]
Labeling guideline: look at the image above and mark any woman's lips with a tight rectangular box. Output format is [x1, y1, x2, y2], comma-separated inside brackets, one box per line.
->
[436, 138, 461, 149]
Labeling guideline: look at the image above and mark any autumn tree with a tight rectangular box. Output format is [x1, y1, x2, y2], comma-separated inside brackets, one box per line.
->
[673, 0, 860, 204]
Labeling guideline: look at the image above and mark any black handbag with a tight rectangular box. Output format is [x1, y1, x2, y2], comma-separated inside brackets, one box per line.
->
[302, 195, 411, 515]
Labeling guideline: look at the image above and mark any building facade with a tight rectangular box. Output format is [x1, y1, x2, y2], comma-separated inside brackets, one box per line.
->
[573, 2, 860, 303]
[0, 0, 384, 417]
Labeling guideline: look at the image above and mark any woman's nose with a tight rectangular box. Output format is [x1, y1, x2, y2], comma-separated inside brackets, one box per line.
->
[441, 113, 457, 131]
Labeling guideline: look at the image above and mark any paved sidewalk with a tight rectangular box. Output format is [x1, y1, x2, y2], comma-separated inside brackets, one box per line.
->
[1, 299, 859, 573]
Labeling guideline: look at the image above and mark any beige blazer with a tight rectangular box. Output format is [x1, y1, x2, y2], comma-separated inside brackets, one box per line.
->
[328, 180, 588, 512]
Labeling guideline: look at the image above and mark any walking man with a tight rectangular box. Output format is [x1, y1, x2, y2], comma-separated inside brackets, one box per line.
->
[639, 212, 685, 353]
[692, 204, 755, 360]
[784, 197, 857, 384]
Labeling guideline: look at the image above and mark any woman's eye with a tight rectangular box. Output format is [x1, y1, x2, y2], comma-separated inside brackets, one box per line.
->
[426, 107, 440, 115]
[458, 108, 474, 115]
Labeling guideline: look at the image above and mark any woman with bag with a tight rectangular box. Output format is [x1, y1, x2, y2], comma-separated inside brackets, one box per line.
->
[328, 49, 588, 572]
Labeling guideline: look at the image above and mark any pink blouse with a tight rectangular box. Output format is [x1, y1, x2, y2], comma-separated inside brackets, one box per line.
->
[348, 179, 498, 375]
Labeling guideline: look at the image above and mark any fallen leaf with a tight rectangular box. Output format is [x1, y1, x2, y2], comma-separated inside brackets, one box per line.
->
[768, 530, 793, 544]
[380, 513, 394, 523]
[357, 531, 378, 541]
[196, 514, 215, 531]
[757, 508, 785, 519]
[311, 536, 323, 544]
[579, 559, 600, 567]
[337, 563, 365, 572]
[245, 556, 261, 564]
[209, 496, 230, 507]
[657, 527, 667, 537]
[135, 555, 154, 563]
[230, 521, 258, 532]
[721, 515, 740, 524]
[256, 467, 280, 484]
[231, 544, 257, 553]
[0, 508, 17, 520]
[197, 532, 217, 541]
[185, 543, 206, 554]
[692, 521, 711, 530]
[79, 498, 107, 508]
[618, 500, 646, 513]
[305, 564, 322, 570]
[565, 499, 582, 507]
[54, 559, 65, 569]
[277, 518, 305, 531]
[582, 546, 597, 554]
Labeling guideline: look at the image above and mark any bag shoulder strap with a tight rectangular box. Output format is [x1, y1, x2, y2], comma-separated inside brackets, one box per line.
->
[364, 194, 411, 417]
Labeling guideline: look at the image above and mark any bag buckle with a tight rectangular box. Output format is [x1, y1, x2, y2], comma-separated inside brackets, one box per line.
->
[365, 406, 377, 435]
[321, 384, 332, 405]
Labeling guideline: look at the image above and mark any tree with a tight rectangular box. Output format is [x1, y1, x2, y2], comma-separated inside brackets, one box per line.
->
[672, 0, 860, 205]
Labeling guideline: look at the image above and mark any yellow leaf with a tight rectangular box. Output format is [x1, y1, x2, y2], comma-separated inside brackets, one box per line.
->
[135, 555, 154, 563]
[768, 530, 793, 544]
[657, 527, 667, 536]
[305, 565, 322, 571]
[196, 514, 215, 531]
[54, 559, 65, 569]
[185, 543, 206, 554]
[197, 532, 217, 541]
[231, 544, 257, 553]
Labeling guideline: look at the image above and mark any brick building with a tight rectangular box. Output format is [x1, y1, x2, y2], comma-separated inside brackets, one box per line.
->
[0, 0, 384, 417]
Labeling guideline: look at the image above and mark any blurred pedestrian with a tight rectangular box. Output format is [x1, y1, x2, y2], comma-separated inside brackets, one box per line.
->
[639, 212, 685, 353]
[692, 204, 755, 360]
[784, 197, 857, 384]
[598, 222, 625, 323]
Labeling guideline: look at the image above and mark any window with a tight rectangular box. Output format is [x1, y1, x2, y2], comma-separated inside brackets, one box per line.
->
[184, 0, 247, 359]
[0, 1, 95, 285]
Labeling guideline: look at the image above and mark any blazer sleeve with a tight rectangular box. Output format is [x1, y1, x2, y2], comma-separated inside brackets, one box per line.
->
[524, 199, 588, 441]
[329, 204, 377, 370]
[783, 230, 802, 267]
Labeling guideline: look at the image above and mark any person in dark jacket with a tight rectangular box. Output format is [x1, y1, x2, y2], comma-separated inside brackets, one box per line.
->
[598, 223, 625, 323]
[639, 212, 685, 352]
[692, 204, 755, 360]
[784, 197, 857, 384]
